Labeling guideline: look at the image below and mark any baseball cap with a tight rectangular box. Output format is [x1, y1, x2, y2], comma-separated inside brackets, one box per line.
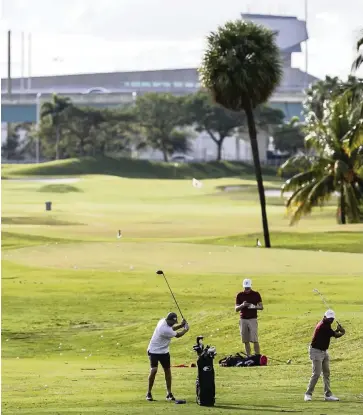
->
[324, 309, 335, 319]
[166, 312, 178, 322]
[243, 278, 252, 288]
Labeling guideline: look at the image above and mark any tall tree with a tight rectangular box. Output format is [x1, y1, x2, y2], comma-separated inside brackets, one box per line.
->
[185, 91, 243, 160]
[280, 92, 363, 225]
[40, 94, 72, 160]
[273, 116, 305, 153]
[1, 124, 21, 160]
[303, 76, 341, 122]
[134, 93, 191, 161]
[199, 20, 283, 248]
[351, 31, 363, 73]
[66, 106, 106, 156]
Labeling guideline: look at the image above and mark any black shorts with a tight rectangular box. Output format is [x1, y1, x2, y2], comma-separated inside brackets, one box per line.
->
[148, 351, 171, 369]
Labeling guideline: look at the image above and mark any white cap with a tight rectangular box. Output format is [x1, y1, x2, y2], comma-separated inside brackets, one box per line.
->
[243, 278, 252, 288]
[324, 309, 335, 319]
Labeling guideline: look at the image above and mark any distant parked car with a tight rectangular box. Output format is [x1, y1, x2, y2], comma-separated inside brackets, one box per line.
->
[170, 154, 194, 163]
[84, 87, 111, 94]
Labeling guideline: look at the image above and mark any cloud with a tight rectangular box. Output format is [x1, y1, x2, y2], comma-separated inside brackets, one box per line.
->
[1, 0, 362, 79]
[315, 12, 339, 25]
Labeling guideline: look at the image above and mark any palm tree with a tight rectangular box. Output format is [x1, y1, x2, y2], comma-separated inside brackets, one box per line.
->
[280, 93, 363, 225]
[41, 94, 72, 159]
[199, 20, 283, 247]
[351, 31, 363, 73]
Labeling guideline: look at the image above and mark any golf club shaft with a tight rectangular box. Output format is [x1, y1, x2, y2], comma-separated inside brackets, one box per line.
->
[313, 289, 340, 325]
[161, 272, 185, 320]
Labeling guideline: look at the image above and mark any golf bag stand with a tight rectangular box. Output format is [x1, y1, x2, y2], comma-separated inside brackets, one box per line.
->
[193, 336, 216, 407]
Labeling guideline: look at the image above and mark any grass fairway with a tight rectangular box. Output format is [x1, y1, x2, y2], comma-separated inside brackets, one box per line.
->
[2, 174, 363, 414]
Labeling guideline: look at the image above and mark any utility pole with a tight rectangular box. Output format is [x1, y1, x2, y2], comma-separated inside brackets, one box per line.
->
[7, 30, 12, 95]
[21, 32, 25, 90]
[304, 0, 309, 88]
[7, 30, 12, 150]
[27, 33, 32, 90]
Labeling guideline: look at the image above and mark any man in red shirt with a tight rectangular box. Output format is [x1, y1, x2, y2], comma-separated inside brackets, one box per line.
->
[235, 278, 263, 356]
[304, 309, 345, 402]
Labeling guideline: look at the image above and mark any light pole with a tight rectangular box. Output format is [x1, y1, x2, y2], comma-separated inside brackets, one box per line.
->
[36, 92, 41, 163]
[304, 0, 309, 87]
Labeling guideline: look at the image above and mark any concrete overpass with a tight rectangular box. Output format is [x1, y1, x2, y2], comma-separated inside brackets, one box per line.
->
[1, 90, 306, 123]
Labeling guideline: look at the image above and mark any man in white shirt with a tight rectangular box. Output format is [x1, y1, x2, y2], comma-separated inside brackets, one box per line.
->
[146, 312, 189, 401]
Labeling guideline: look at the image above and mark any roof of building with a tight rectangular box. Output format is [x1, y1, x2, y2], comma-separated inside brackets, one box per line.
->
[1, 66, 318, 95]
[241, 13, 308, 53]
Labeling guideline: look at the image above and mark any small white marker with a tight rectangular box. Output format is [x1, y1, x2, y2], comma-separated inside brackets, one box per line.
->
[256, 238, 262, 247]
[117, 230, 122, 239]
[192, 178, 203, 188]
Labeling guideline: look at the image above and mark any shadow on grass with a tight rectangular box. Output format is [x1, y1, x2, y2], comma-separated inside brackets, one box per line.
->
[190, 231, 363, 254]
[2, 216, 84, 226]
[215, 404, 302, 412]
[1, 231, 80, 250]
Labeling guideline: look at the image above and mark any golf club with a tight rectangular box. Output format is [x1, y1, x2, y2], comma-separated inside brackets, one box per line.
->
[313, 288, 341, 325]
[239, 351, 291, 365]
[156, 270, 185, 320]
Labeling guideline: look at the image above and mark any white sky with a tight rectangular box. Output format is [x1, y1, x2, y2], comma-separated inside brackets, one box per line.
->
[1, 0, 362, 80]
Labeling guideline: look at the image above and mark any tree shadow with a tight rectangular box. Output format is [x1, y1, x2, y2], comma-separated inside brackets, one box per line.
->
[214, 404, 303, 413]
[2, 216, 83, 226]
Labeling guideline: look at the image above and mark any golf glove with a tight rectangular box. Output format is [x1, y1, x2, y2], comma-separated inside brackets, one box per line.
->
[184, 323, 189, 331]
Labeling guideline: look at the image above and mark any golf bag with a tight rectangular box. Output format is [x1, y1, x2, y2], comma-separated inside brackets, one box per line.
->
[219, 353, 268, 367]
[193, 336, 216, 407]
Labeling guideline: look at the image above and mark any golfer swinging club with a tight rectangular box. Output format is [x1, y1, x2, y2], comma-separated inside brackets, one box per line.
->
[304, 309, 345, 402]
[146, 312, 189, 401]
[235, 278, 263, 356]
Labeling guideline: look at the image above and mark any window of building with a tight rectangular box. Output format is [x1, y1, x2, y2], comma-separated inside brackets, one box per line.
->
[141, 82, 151, 87]
[173, 82, 183, 88]
[130, 82, 141, 87]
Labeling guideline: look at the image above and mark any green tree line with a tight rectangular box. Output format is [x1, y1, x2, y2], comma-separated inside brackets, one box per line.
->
[2, 91, 290, 163]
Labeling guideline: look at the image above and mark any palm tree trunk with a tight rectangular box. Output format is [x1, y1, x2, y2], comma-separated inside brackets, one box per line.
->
[55, 126, 60, 160]
[340, 184, 346, 225]
[245, 104, 271, 248]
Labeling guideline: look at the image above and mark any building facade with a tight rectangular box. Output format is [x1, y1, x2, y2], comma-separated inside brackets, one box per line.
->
[1, 13, 318, 162]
